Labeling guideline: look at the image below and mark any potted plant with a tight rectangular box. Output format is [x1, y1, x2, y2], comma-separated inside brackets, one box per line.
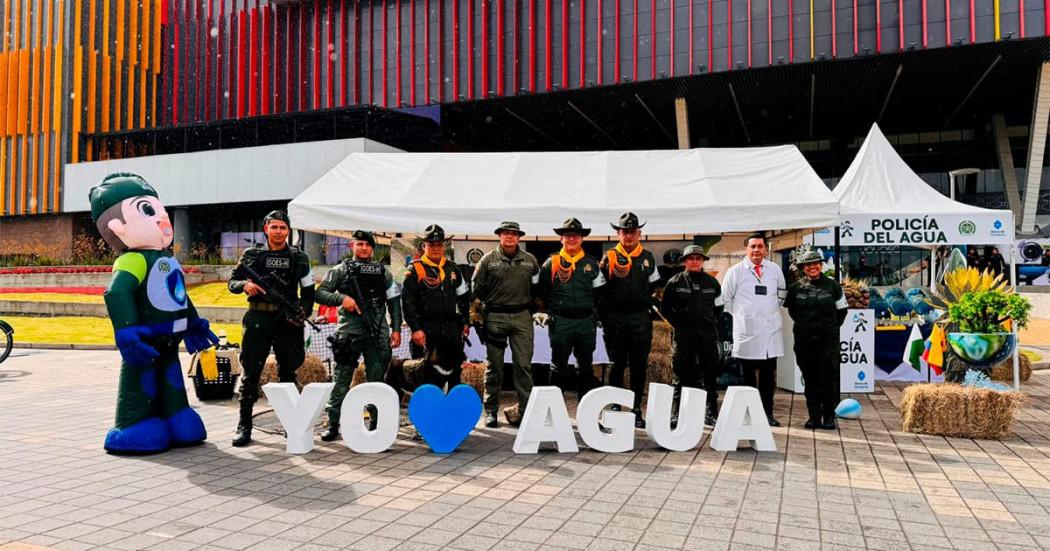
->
[927, 266, 1031, 382]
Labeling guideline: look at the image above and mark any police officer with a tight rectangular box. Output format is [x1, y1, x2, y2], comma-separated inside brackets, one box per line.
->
[228, 210, 315, 447]
[536, 218, 605, 400]
[473, 221, 541, 428]
[660, 245, 723, 426]
[784, 250, 847, 430]
[401, 224, 470, 388]
[316, 230, 403, 441]
[598, 212, 660, 429]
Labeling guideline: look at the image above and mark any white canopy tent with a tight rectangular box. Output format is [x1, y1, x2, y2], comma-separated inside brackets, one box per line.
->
[832, 123, 1021, 389]
[288, 147, 839, 236]
[834, 124, 1014, 246]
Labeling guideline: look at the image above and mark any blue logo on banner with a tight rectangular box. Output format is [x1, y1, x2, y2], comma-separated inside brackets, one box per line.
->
[857, 370, 866, 381]
[408, 384, 483, 454]
[994, 219, 1003, 230]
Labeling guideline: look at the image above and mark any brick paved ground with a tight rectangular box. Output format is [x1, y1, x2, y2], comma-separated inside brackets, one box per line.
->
[1, 349, 1050, 551]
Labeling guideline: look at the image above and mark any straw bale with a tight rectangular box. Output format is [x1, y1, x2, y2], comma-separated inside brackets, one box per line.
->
[260, 354, 330, 390]
[900, 383, 1024, 440]
[989, 353, 1032, 384]
[461, 362, 487, 396]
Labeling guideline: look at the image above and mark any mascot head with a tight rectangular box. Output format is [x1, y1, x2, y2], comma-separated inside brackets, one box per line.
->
[89, 173, 172, 253]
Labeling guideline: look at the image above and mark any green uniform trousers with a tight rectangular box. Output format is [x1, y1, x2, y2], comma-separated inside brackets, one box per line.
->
[483, 310, 534, 414]
[326, 331, 392, 423]
[238, 310, 306, 406]
[549, 314, 596, 391]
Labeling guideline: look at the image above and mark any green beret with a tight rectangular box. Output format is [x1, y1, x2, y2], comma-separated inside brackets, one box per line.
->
[353, 230, 376, 247]
[88, 173, 158, 222]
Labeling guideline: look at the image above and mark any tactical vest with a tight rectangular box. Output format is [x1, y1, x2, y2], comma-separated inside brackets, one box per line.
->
[341, 259, 387, 313]
[246, 246, 301, 303]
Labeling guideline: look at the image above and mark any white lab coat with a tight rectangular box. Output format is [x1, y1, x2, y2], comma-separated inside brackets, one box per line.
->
[721, 257, 786, 360]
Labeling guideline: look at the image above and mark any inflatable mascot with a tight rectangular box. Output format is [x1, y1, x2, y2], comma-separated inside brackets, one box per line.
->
[90, 173, 218, 454]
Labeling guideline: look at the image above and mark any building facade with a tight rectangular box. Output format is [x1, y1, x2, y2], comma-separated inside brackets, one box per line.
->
[0, 1, 1048, 261]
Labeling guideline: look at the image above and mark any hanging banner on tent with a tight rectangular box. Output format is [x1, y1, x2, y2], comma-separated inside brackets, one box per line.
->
[840, 309, 875, 393]
[838, 214, 1012, 246]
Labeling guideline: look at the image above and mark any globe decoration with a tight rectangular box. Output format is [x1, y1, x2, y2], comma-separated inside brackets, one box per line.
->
[946, 332, 1016, 367]
[835, 399, 862, 420]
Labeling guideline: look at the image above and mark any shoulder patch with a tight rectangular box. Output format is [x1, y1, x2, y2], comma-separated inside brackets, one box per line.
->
[113, 252, 148, 284]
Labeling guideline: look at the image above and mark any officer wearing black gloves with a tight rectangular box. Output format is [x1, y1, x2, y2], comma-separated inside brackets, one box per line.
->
[784, 250, 848, 430]
[660, 245, 723, 426]
[401, 224, 470, 389]
[227, 210, 315, 447]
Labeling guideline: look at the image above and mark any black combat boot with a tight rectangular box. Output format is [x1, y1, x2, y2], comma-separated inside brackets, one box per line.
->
[321, 421, 341, 442]
[232, 405, 253, 447]
[484, 411, 498, 428]
[705, 404, 718, 427]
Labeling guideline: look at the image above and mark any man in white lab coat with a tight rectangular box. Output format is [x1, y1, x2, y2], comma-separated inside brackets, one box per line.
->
[721, 234, 786, 427]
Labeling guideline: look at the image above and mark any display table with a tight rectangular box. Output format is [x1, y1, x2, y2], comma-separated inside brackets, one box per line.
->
[307, 323, 610, 365]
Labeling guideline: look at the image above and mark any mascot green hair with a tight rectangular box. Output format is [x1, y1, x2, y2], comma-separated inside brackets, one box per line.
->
[90, 172, 218, 454]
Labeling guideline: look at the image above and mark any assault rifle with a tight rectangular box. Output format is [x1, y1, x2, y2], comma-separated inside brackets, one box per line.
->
[342, 263, 385, 345]
[240, 262, 321, 332]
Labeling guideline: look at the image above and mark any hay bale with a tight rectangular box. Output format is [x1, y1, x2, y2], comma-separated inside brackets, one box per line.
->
[259, 354, 330, 390]
[651, 320, 673, 354]
[900, 383, 1025, 440]
[989, 353, 1032, 383]
[349, 362, 367, 386]
[502, 403, 522, 426]
[461, 362, 486, 396]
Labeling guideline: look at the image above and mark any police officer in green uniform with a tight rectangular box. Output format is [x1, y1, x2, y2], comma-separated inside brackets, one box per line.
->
[598, 212, 661, 428]
[228, 210, 315, 447]
[401, 224, 470, 388]
[784, 250, 848, 430]
[473, 221, 541, 428]
[660, 245, 724, 426]
[536, 218, 605, 400]
[316, 230, 403, 440]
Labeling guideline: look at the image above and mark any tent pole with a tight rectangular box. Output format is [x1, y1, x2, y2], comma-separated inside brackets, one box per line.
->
[930, 247, 937, 291]
[834, 227, 841, 280]
[1010, 245, 1020, 391]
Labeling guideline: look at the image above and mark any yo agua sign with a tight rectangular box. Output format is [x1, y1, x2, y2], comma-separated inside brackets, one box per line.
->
[261, 383, 777, 455]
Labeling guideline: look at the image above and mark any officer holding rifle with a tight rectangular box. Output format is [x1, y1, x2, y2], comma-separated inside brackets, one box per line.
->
[227, 210, 315, 447]
[315, 230, 403, 441]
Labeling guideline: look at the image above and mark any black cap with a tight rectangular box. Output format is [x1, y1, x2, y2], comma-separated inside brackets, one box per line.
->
[422, 224, 452, 242]
[263, 210, 291, 227]
[553, 217, 591, 237]
[352, 230, 376, 247]
[681, 245, 711, 261]
[611, 211, 646, 231]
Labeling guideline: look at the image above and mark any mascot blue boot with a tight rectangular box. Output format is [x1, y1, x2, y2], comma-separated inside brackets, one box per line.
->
[90, 173, 218, 454]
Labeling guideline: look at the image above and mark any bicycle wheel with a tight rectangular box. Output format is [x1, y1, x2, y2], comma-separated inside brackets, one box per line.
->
[0, 321, 12, 364]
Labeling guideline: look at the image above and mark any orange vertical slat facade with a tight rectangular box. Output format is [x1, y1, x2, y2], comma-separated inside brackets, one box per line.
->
[41, 0, 53, 213]
[72, 0, 84, 163]
[128, 0, 139, 129]
[115, 0, 125, 131]
[139, 0, 150, 127]
[52, 0, 64, 212]
[16, 48, 28, 213]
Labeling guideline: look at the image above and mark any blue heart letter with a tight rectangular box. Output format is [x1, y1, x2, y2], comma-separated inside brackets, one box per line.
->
[408, 384, 483, 454]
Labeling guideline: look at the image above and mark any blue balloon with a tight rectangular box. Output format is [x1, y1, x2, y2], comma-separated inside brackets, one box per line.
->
[835, 398, 862, 419]
[408, 384, 483, 454]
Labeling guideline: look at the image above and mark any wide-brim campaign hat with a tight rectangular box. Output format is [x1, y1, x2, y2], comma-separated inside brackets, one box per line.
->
[681, 244, 711, 261]
[422, 224, 453, 242]
[610, 211, 646, 231]
[553, 217, 591, 237]
[796, 250, 824, 266]
[494, 221, 526, 236]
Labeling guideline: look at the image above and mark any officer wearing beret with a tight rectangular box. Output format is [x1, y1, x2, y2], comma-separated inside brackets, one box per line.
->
[472, 221, 541, 427]
[536, 218, 605, 400]
[660, 245, 723, 426]
[227, 210, 315, 447]
[785, 250, 847, 430]
[598, 212, 660, 428]
[401, 225, 470, 389]
[316, 230, 403, 440]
